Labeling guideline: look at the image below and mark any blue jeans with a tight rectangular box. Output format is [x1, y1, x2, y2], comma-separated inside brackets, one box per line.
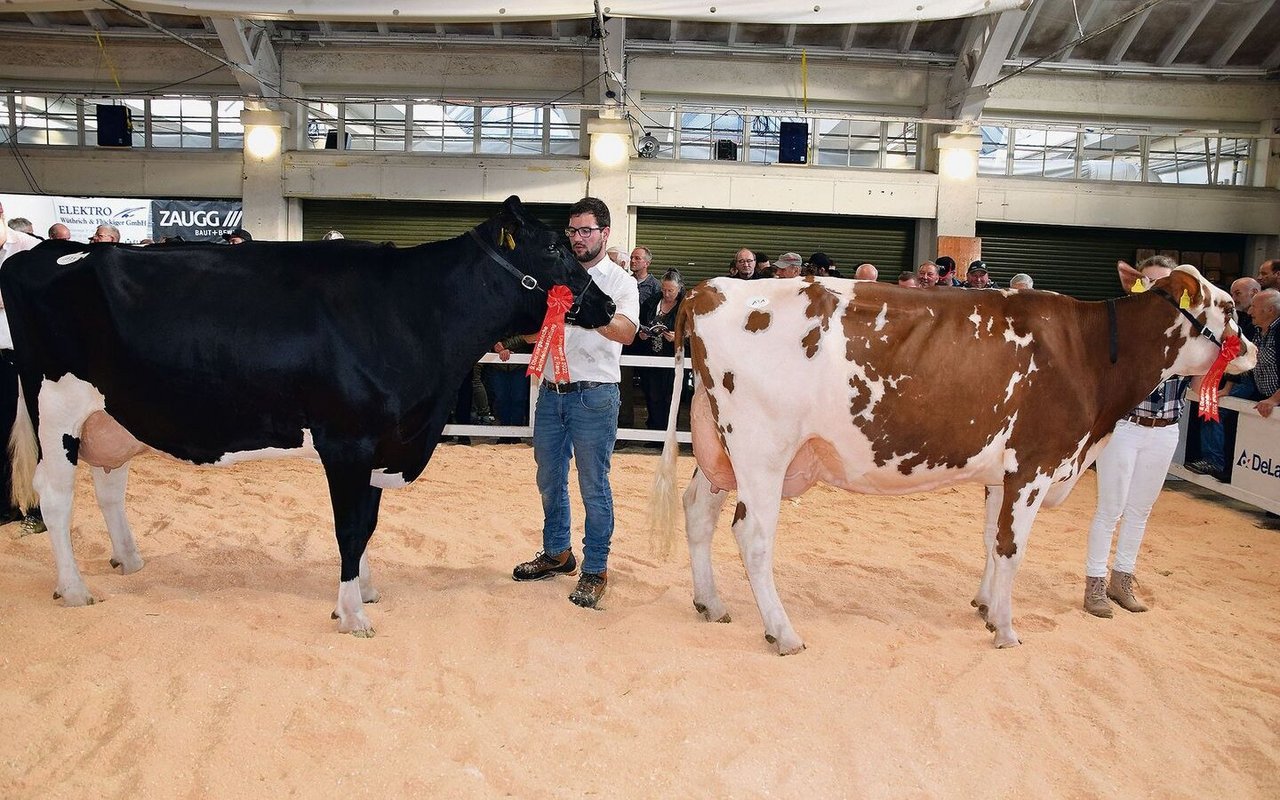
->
[1198, 375, 1257, 470]
[534, 382, 620, 575]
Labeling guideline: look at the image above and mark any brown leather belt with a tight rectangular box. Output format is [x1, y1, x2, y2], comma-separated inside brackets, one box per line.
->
[1125, 414, 1177, 428]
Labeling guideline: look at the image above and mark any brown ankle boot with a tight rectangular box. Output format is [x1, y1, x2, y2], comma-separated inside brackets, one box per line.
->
[1107, 569, 1148, 613]
[1083, 575, 1113, 618]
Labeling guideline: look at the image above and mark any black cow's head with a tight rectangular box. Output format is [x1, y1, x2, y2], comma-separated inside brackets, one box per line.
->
[491, 195, 616, 330]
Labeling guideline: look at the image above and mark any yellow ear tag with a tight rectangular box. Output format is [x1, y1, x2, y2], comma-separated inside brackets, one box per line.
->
[501, 230, 516, 250]
[1129, 278, 1147, 294]
[1179, 290, 1191, 309]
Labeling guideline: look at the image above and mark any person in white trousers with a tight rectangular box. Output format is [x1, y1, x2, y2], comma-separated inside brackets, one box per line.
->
[1084, 257, 1190, 617]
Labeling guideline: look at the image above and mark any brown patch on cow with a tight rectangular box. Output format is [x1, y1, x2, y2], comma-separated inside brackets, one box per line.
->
[733, 501, 747, 525]
[722, 371, 735, 393]
[800, 281, 840, 329]
[685, 282, 728, 317]
[801, 326, 822, 359]
[848, 375, 871, 420]
[688, 330, 715, 395]
[745, 310, 772, 332]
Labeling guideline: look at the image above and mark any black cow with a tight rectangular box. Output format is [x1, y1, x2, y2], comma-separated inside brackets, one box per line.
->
[1, 195, 615, 635]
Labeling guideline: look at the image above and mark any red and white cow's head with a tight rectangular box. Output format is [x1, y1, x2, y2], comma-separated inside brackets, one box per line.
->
[1120, 262, 1257, 378]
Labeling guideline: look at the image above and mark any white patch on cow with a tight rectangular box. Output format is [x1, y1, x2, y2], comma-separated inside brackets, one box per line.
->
[874, 304, 889, 332]
[747, 296, 769, 309]
[55, 251, 90, 265]
[927, 308, 935, 317]
[1003, 449, 1019, 474]
[1002, 319, 1033, 348]
[212, 428, 319, 465]
[968, 309, 983, 339]
[1003, 371, 1023, 402]
[986, 317, 994, 334]
[370, 469, 407, 489]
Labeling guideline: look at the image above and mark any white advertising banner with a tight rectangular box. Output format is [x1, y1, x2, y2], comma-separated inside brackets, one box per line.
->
[1231, 413, 1280, 501]
[49, 196, 151, 243]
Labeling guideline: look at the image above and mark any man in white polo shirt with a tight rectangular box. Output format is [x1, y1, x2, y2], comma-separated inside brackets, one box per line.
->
[511, 197, 639, 609]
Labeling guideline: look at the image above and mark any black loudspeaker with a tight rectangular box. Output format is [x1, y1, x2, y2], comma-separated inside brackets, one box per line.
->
[779, 122, 808, 164]
[715, 139, 738, 161]
[324, 130, 351, 149]
[95, 105, 132, 147]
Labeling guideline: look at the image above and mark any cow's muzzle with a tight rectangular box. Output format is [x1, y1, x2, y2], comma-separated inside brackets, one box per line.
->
[565, 280, 616, 329]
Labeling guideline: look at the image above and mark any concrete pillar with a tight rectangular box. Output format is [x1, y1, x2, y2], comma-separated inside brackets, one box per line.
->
[239, 107, 290, 241]
[586, 110, 632, 249]
[934, 130, 982, 239]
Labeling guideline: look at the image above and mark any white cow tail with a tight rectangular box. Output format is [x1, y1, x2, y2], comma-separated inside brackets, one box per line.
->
[648, 302, 688, 557]
[9, 378, 38, 512]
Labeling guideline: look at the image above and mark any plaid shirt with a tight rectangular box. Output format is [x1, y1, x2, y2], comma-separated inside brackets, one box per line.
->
[1255, 318, 1279, 399]
[1129, 375, 1192, 422]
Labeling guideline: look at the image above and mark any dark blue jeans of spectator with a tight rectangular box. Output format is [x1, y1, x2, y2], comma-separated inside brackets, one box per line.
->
[486, 367, 530, 426]
[533, 382, 620, 576]
[1198, 375, 1257, 471]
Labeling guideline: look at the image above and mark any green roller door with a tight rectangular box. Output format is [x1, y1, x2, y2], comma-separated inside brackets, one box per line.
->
[302, 199, 571, 245]
[635, 207, 915, 285]
[976, 222, 1246, 301]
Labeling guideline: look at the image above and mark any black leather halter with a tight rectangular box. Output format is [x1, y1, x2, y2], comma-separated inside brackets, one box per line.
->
[1148, 286, 1223, 347]
[467, 227, 592, 326]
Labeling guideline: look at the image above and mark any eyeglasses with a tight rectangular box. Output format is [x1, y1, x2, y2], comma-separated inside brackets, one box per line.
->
[565, 226, 603, 238]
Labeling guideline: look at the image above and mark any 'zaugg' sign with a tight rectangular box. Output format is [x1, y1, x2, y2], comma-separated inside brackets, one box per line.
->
[151, 200, 243, 242]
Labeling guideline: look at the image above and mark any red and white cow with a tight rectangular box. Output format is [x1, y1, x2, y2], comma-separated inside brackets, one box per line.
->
[651, 265, 1254, 653]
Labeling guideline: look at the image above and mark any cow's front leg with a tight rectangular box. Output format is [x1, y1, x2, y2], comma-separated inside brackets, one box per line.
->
[684, 468, 730, 623]
[320, 454, 383, 637]
[34, 452, 93, 606]
[971, 484, 1003, 626]
[986, 474, 1051, 648]
[92, 465, 143, 574]
[732, 475, 801, 655]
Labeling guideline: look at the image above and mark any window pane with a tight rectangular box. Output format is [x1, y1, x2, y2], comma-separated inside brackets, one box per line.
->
[217, 99, 244, 149]
[14, 95, 78, 146]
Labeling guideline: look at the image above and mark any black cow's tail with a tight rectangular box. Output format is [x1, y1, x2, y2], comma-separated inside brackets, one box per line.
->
[648, 297, 690, 557]
[9, 379, 38, 513]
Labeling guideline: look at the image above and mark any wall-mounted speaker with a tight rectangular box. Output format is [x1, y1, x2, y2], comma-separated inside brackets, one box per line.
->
[95, 104, 132, 147]
[715, 139, 738, 161]
[779, 122, 808, 164]
[324, 130, 351, 149]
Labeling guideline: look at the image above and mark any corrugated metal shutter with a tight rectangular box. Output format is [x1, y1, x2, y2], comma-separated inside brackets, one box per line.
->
[302, 199, 571, 245]
[976, 222, 1246, 301]
[635, 207, 915, 285]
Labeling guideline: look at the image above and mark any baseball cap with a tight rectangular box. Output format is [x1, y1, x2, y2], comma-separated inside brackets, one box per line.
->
[223, 228, 253, 242]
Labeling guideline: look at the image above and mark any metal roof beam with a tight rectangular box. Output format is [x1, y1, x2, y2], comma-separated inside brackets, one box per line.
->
[1210, 0, 1275, 68]
[944, 9, 1026, 120]
[1054, 0, 1100, 62]
[842, 24, 857, 50]
[1008, 0, 1041, 59]
[1157, 0, 1216, 67]
[897, 21, 918, 53]
[83, 9, 107, 30]
[1104, 4, 1153, 65]
[210, 16, 282, 101]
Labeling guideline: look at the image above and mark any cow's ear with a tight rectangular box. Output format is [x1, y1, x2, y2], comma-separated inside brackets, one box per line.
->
[1117, 261, 1145, 293]
[1164, 269, 1203, 308]
[495, 212, 521, 250]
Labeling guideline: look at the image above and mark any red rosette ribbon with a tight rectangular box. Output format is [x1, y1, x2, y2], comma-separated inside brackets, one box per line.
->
[1197, 334, 1242, 423]
[526, 285, 574, 383]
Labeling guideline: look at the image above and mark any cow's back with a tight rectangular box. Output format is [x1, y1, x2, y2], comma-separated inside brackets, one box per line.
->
[684, 278, 1114, 495]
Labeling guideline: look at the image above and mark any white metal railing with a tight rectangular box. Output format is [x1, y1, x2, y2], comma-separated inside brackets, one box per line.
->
[442, 352, 693, 444]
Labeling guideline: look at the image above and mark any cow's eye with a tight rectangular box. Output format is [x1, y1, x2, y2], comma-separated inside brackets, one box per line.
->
[545, 243, 558, 253]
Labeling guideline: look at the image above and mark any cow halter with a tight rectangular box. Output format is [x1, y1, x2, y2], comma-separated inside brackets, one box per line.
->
[466, 227, 590, 325]
[1146, 286, 1224, 347]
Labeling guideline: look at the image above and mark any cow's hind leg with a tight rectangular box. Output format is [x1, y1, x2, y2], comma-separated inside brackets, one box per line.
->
[319, 455, 383, 637]
[684, 468, 730, 623]
[985, 474, 1051, 648]
[731, 472, 801, 655]
[971, 484, 1002, 626]
[92, 465, 143, 574]
[35, 451, 88, 605]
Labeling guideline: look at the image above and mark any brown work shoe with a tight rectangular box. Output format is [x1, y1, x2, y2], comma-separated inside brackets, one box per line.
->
[569, 571, 607, 608]
[1083, 575, 1113, 618]
[1107, 569, 1149, 613]
[512, 549, 577, 582]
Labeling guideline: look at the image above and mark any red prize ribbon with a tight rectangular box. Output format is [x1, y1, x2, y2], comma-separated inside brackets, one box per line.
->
[1197, 334, 1241, 423]
[526, 285, 574, 383]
